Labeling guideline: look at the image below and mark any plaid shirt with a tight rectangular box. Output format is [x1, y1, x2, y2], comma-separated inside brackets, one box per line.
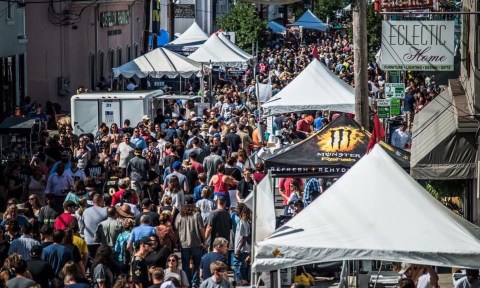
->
[303, 178, 321, 206]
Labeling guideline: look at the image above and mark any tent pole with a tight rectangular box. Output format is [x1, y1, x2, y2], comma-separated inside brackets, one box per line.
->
[251, 175, 258, 285]
[180, 76, 182, 94]
[201, 63, 205, 103]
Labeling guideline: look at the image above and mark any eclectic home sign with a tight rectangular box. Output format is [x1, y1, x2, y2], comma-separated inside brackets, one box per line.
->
[380, 21, 455, 71]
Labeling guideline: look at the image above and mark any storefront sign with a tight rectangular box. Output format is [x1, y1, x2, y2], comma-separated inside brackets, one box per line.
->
[174, 4, 195, 18]
[377, 99, 391, 119]
[380, 0, 433, 11]
[381, 21, 454, 71]
[385, 83, 405, 98]
[390, 98, 401, 116]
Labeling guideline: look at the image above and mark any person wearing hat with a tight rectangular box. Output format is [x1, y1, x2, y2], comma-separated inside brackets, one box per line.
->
[127, 147, 151, 198]
[116, 203, 135, 220]
[142, 115, 150, 124]
[65, 157, 86, 183]
[8, 221, 40, 261]
[164, 161, 189, 193]
[455, 269, 480, 288]
[135, 198, 160, 227]
[27, 244, 57, 288]
[131, 236, 154, 288]
[53, 200, 78, 230]
[296, 115, 312, 140]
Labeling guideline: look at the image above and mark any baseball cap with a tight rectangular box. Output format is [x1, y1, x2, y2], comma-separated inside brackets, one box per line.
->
[172, 161, 182, 170]
[178, 120, 185, 126]
[30, 245, 43, 258]
[142, 198, 153, 206]
[216, 116, 225, 122]
[142, 115, 150, 121]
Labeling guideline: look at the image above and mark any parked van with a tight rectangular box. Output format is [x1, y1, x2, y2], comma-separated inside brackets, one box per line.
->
[71, 90, 163, 135]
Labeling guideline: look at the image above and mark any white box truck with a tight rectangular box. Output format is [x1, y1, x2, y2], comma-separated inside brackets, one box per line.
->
[71, 90, 163, 135]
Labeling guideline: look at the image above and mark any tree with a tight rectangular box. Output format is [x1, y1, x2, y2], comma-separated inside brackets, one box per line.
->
[347, 4, 382, 61]
[216, 3, 266, 53]
[314, 0, 343, 24]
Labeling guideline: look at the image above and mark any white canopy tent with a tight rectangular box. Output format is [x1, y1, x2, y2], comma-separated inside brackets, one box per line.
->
[112, 47, 202, 79]
[163, 22, 209, 54]
[262, 59, 355, 115]
[188, 34, 252, 68]
[218, 33, 253, 60]
[253, 145, 480, 272]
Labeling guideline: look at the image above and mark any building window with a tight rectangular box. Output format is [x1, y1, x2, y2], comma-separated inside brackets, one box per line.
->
[134, 43, 139, 58]
[126, 44, 132, 62]
[89, 52, 96, 90]
[6, 0, 14, 21]
[108, 48, 115, 71]
[98, 50, 104, 79]
[117, 47, 122, 66]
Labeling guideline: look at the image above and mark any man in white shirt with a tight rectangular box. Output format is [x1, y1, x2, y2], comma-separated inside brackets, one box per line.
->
[391, 122, 412, 149]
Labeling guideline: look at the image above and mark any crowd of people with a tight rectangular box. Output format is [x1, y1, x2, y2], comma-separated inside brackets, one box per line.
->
[0, 9, 452, 288]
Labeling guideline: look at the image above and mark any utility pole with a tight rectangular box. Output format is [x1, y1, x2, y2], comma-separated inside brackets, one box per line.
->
[353, 0, 370, 130]
[283, 4, 288, 27]
[168, 0, 175, 42]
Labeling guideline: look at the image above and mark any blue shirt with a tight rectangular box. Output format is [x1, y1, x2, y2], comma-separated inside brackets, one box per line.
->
[49, 161, 72, 176]
[130, 136, 147, 150]
[42, 243, 73, 275]
[403, 93, 416, 112]
[8, 235, 40, 261]
[314, 116, 324, 131]
[0, 215, 29, 229]
[127, 224, 156, 244]
[193, 184, 208, 202]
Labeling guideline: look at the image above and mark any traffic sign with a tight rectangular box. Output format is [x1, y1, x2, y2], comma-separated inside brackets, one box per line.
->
[385, 83, 405, 98]
[390, 98, 401, 116]
[377, 99, 391, 119]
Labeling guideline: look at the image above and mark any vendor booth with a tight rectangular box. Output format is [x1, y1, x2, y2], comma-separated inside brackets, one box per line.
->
[291, 10, 328, 32]
[263, 114, 410, 177]
[0, 117, 42, 163]
[262, 59, 356, 115]
[253, 145, 480, 273]
[163, 22, 209, 56]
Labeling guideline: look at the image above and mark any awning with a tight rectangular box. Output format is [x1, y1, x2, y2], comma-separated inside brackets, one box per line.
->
[0, 117, 39, 133]
[410, 79, 477, 179]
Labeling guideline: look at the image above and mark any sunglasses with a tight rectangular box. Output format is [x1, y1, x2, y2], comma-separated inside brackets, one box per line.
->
[28, 198, 35, 200]
[168, 259, 177, 262]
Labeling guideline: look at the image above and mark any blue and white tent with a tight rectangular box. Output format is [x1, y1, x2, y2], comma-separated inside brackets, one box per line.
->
[267, 21, 286, 34]
[292, 10, 328, 31]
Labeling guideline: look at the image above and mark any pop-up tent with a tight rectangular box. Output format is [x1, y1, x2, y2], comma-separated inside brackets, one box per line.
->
[163, 22, 209, 55]
[253, 144, 480, 272]
[262, 59, 355, 115]
[188, 34, 252, 68]
[263, 113, 410, 177]
[267, 21, 287, 34]
[112, 47, 202, 79]
[292, 10, 328, 31]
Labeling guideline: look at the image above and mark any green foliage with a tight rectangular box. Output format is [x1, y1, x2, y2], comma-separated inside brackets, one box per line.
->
[346, 4, 382, 61]
[365, 4, 382, 59]
[216, 3, 266, 53]
[314, 0, 343, 24]
[425, 180, 465, 199]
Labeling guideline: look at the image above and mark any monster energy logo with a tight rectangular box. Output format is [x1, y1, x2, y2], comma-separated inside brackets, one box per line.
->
[329, 128, 354, 150]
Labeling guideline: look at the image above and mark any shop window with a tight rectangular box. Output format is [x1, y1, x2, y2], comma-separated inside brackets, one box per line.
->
[109, 48, 115, 71]
[134, 43, 139, 58]
[89, 52, 95, 90]
[117, 47, 122, 66]
[98, 50, 104, 79]
[126, 44, 132, 62]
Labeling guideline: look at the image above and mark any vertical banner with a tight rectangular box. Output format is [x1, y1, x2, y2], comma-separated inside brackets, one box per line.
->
[151, 0, 161, 35]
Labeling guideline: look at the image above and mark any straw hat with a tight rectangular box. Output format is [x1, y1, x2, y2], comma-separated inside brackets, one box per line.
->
[116, 204, 134, 218]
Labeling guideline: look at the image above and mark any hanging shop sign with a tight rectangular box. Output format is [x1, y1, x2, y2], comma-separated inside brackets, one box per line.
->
[380, 21, 455, 71]
[385, 83, 405, 98]
[377, 99, 391, 119]
[380, 0, 433, 11]
[174, 4, 195, 18]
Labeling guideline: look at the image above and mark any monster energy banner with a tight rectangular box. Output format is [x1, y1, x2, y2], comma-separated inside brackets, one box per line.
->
[263, 113, 410, 177]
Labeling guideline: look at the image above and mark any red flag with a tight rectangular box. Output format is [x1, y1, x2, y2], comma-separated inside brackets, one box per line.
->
[367, 114, 386, 153]
[312, 44, 320, 60]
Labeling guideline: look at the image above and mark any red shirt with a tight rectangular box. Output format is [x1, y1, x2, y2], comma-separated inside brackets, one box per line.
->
[253, 171, 265, 184]
[54, 213, 77, 230]
[191, 161, 205, 174]
[296, 119, 310, 133]
[279, 177, 304, 205]
[111, 189, 139, 206]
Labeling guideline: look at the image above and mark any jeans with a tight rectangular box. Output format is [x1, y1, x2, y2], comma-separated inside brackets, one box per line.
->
[180, 246, 203, 286]
[233, 252, 249, 282]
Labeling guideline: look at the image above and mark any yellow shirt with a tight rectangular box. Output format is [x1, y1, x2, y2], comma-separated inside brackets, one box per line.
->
[73, 235, 88, 255]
